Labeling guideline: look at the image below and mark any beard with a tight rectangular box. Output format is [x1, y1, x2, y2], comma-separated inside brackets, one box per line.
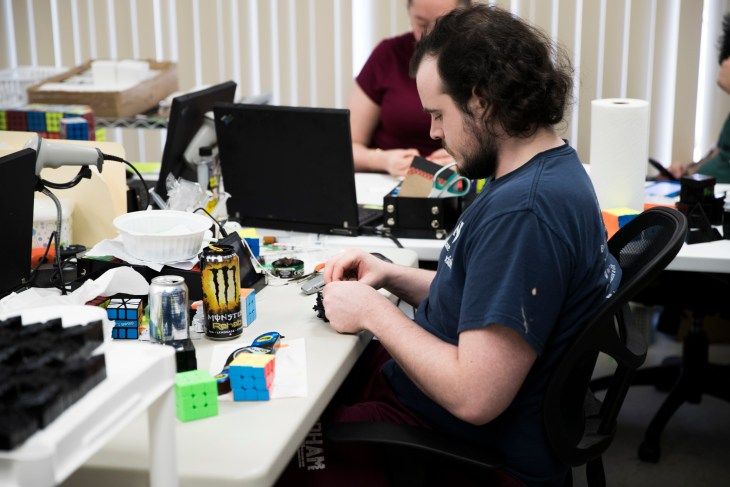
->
[444, 116, 498, 180]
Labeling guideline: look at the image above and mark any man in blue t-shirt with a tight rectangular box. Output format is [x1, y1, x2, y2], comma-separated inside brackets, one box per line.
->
[286, 5, 620, 486]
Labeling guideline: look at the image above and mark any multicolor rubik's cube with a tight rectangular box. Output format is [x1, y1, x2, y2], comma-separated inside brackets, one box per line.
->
[0, 104, 95, 141]
[601, 207, 640, 239]
[241, 288, 257, 326]
[175, 369, 219, 422]
[229, 353, 275, 401]
[61, 117, 90, 140]
[107, 298, 143, 340]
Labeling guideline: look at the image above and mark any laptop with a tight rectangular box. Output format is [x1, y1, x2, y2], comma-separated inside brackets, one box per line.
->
[0, 148, 37, 297]
[214, 104, 382, 236]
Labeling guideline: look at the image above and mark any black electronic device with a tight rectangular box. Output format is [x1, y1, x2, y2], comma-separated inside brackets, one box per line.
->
[215, 231, 266, 290]
[0, 148, 37, 297]
[676, 174, 725, 243]
[155, 81, 237, 200]
[313, 291, 328, 322]
[214, 104, 382, 236]
[648, 158, 678, 181]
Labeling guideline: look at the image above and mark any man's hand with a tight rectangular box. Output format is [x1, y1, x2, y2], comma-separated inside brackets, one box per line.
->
[324, 249, 392, 288]
[322, 281, 395, 334]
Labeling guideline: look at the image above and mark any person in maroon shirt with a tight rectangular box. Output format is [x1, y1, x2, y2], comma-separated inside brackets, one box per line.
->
[350, 0, 470, 176]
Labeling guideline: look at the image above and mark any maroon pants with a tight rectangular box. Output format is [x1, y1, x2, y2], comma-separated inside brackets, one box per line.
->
[276, 340, 428, 486]
[276, 341, 522, 486]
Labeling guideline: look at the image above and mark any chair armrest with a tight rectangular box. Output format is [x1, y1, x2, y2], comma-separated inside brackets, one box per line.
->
[326, 421, 503, 470]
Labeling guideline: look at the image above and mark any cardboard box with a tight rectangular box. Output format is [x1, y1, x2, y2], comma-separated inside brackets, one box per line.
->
[27, 60, 178, 118]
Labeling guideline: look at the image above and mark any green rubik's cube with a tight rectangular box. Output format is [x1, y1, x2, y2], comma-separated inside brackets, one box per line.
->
[175, 369, 218, 422]
[45, 112, 63, 132]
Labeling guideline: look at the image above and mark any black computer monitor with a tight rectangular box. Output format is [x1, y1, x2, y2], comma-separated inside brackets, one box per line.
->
[214, 104, 363, 235]
[155, 81, 237, 200]
[0, 148, 37, 297]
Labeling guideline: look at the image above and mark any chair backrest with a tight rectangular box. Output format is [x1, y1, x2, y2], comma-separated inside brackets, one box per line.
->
[543, 207, 687, 466]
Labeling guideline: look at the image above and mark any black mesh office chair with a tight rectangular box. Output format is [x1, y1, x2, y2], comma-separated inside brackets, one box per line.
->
[326, 207, 687, 486]
[593, 246, 730, 462]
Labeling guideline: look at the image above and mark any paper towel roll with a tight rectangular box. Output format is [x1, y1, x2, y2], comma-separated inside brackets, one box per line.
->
[589, 98, 649, 212]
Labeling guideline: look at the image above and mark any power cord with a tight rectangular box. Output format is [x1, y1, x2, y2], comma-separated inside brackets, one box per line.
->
[101, 153, 151, 209]
[193, 207, 228, 237]
[38, 187, 66, 295]
[10, 231, 56, 293]
[39, 166, 92, 190]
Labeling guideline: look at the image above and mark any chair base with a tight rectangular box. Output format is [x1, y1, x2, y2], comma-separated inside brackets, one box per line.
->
[591, 321, 730, 463]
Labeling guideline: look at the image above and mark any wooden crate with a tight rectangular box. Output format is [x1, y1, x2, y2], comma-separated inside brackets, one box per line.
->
[27, 60, 178, 118]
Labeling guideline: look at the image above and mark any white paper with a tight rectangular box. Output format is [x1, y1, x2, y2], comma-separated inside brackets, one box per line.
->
[0, 267, 149, 318]
[209, 338, 308, 401]
[85, 236, 199, 272]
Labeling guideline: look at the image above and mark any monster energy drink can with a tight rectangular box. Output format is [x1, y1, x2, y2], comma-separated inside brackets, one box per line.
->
[148, 275, 189, 343]
[200, 244, 243, 340]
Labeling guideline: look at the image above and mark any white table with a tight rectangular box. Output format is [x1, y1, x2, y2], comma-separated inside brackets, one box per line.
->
[65, 247, 418, 487]
[260, 174, 730, 272]
[0, 306, 177, 487]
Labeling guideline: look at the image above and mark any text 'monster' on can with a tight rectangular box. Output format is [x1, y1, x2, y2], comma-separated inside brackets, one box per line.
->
[149, 275, 189, 343]
[200, 244, 243, 340]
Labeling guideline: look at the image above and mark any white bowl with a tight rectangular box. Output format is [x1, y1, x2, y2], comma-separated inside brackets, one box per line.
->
[113, 210, 211, 262]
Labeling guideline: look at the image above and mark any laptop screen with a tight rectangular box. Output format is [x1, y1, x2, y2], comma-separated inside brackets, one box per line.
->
[0, 148, 37, 297]
[214, 104, 360, 235]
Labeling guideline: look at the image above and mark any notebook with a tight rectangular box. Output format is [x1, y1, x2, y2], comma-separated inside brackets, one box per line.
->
[214, 104, 382, 236]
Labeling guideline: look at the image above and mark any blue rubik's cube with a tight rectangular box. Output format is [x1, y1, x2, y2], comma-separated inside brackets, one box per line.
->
[241, 288, 256, 326]
[229, 354, 275, 401]
[61, 117, 90, 140]
[26, 111, 47, 132]
[107, 298, 143, 340]
[111, 323, 138, 339]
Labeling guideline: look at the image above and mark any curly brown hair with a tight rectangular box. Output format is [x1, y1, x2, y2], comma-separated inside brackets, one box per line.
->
[410, 4, 573, 139]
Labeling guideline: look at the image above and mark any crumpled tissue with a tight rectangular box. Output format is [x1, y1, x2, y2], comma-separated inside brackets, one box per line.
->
[0, 266, 149, 318]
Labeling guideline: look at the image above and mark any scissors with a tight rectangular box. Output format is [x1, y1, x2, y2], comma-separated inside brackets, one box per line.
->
[428, 163, 472, 198]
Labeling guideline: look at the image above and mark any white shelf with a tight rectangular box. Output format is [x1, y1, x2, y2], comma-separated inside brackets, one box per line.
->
[0, 306, 177, 487]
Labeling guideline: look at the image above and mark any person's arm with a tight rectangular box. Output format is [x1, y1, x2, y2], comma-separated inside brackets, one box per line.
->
[322, 281, 536, 425]
[350, 83, 419, 176]
[668, 147, 720, 178]
[426, 148, 454, 165]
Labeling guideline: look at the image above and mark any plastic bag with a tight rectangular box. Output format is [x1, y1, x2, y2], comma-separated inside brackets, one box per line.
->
[165, 174, 208, 212]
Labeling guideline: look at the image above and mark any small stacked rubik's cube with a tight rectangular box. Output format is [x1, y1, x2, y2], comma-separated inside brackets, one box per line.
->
[0, 104, 95, 140]
[106, 298, 143, 339]
[229, 354, 275, 401]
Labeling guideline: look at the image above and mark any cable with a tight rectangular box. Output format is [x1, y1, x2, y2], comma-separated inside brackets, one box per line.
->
[193, 207, 228, 237]
[40, 166, 92, 190]
[39, 187, 66, 295]
[101, 153, 151, 209]
[10, 231, 56, 293]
